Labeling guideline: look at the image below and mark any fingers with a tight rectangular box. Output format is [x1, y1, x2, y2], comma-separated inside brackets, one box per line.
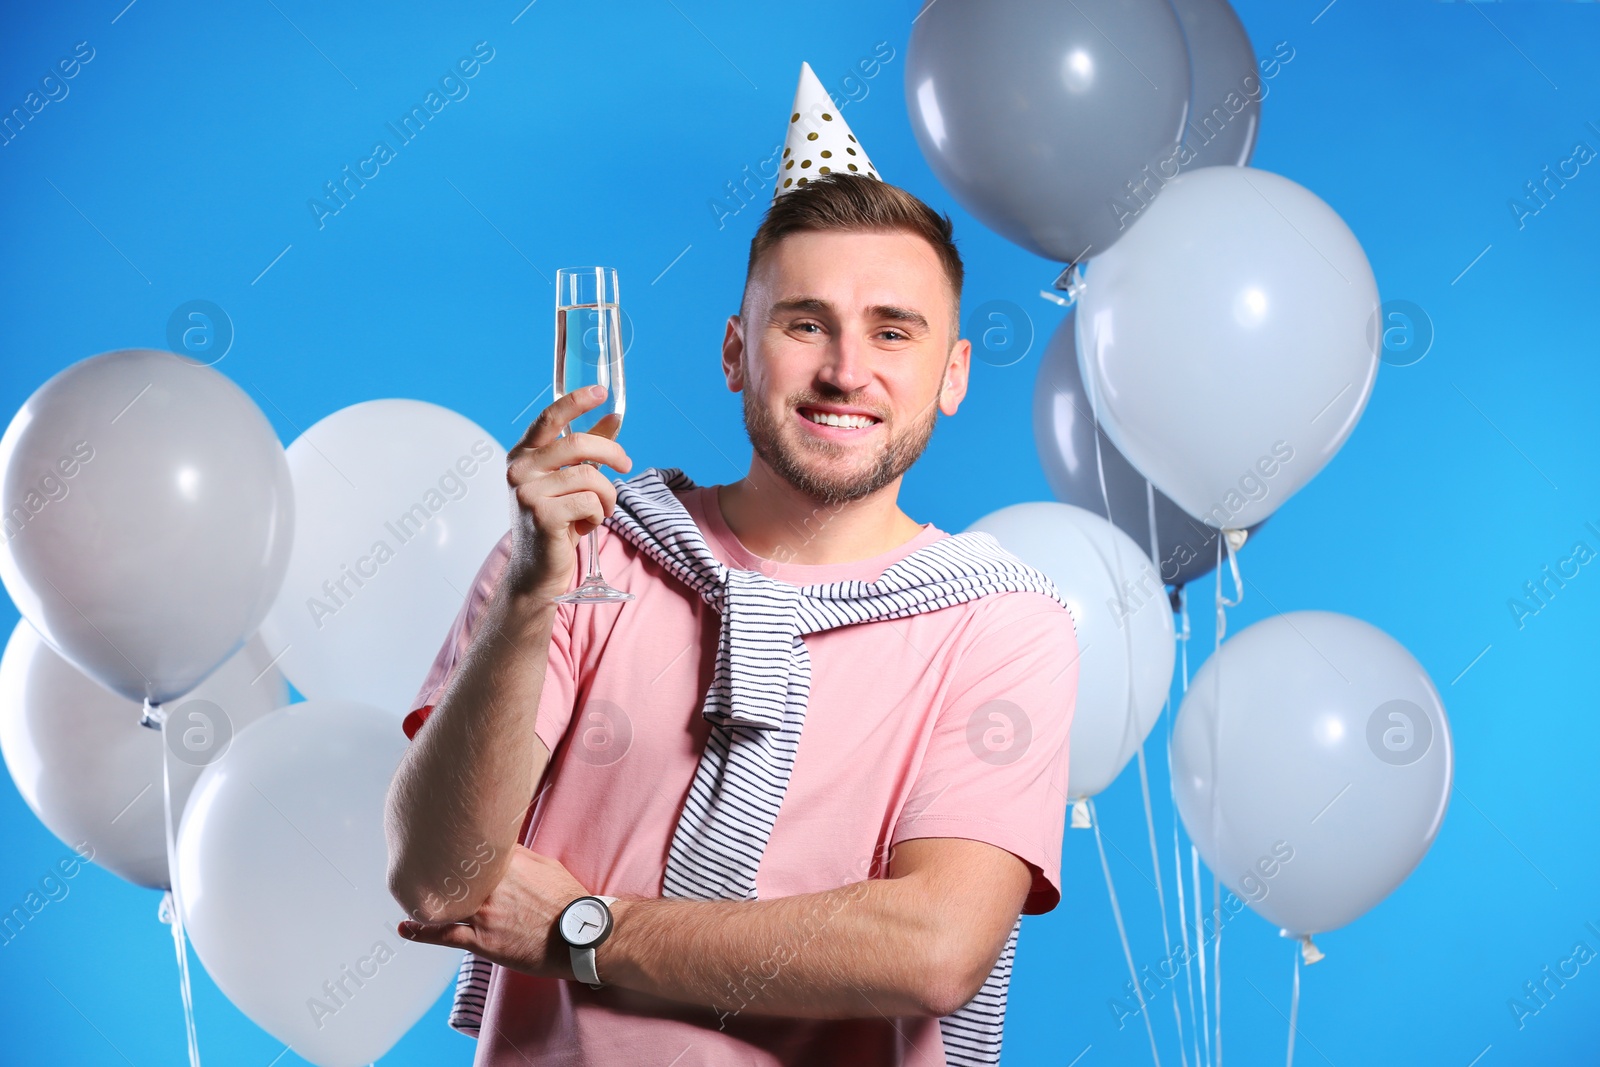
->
[510, 385, 598, 456]
[514, 481, 608, 539]
[511, 385, 625, 458]
[514, 461, 615, 514]
[532, 429, 632, 475]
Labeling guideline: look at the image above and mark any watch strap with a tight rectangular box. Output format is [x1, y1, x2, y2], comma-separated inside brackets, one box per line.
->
[569, 896, 617, 989]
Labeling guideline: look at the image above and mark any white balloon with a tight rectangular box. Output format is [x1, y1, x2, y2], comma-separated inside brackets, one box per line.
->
[259, 400, 509, 715]
[966, 502, 1175, 798]
[176, 700, 461, 1067]
[0, 349, 295, 703]
[0, 621, 287, 889]
[1076, 166, 1380, 530]
[1171, 611, 1452, 935]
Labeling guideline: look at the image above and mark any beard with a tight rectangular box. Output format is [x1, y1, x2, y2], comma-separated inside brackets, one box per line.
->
[741, 386, 940, 506]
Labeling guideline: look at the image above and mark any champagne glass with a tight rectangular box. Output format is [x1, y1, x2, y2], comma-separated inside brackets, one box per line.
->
[553, 266, 633, 604]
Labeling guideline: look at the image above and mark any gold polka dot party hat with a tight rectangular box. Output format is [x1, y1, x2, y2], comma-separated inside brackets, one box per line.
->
[774, 61, 880, 199]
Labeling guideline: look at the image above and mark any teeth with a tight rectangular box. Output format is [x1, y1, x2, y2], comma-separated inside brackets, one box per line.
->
[804, 410, 877, 429]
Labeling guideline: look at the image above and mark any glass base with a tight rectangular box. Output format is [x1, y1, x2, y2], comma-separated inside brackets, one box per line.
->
[555, 576, 635, 604]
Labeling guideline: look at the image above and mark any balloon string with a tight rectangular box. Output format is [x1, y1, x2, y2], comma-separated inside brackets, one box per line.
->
[155, 702, 203, 1067]
[1083, 316, 1146, 775]
[1286, 949, 1301, 1067]
[1087, 326, 1179, 1067]
[1207, 530, 1245, 1067]
[1203, 522, 1245, 1066]
[1170, 805, 1199, 1067]
[1090, 799, 1163, 1067]
[1171, 583, 1205, 1067]
[1172, 811, 1201, 1067]
[1213, 533, 1244, 640]
[1192, 845, 1212, 1067]
[1212, 873, 1223, 1067]
[1135, 485, 1187, 1067]
[1165, 551, 1203, 1067]
[1136, 745, 1187, 1067]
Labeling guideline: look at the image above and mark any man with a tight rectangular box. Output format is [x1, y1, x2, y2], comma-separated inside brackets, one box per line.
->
[385, 89, 1079, 1064]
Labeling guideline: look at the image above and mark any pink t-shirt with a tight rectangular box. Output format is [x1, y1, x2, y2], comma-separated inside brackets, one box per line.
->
[405, 483, 1079, 1066]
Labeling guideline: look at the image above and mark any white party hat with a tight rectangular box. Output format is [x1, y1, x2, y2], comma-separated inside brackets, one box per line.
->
[774, 61, 880, 199]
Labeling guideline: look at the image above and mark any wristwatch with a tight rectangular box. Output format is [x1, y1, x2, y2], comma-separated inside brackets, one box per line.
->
[557, 894, 618, 989]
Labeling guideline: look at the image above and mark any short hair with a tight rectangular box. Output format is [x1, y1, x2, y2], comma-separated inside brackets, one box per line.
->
[741, 174, 964, 324]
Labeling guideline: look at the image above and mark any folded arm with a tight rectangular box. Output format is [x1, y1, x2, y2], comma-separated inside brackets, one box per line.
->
[398, 835, 1033, 1021]
[607, 836, 1032, 1020]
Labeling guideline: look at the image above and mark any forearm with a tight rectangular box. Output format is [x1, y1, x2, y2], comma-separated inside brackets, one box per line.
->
[598, 877, 969, 1024]
[385, 581, 556, 922]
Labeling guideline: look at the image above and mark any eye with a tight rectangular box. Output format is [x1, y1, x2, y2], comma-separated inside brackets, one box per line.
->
[791, 321, 824, 334]
[876, 329, 909, 342]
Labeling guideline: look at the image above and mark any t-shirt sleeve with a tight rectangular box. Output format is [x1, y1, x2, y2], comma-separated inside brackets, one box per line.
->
[890, 590, 1080, 915]
[401, 531, 580, 758]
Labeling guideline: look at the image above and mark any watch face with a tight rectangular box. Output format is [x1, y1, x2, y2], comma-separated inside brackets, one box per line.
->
[560, 898, 610, 947]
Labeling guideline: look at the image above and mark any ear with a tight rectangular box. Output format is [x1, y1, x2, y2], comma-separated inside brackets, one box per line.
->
[721, 315, 746, 393]
[938, 337, 971, 416]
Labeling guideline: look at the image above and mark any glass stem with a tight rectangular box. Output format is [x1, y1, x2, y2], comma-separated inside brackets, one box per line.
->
[584, 527, 602, 583]
[583, 459, 604, 583]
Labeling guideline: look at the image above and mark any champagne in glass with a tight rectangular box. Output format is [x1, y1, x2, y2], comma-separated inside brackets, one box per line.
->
[553, 266, 633, 604]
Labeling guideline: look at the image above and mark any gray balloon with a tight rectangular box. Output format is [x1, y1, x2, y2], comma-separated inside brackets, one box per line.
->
[1169, 0, 1261, 169]
[1171, 611, 1452, 936]
[0, 349, 294, 705]
[907, 0, 1191, 263]
[1032, 312, 1262, 588]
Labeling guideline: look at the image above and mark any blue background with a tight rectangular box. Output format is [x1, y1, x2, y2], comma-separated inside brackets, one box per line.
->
[3, 0, 1598, 1064]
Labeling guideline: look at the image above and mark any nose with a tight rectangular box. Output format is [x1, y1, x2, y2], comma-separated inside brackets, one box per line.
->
[815, 331, 871, 396]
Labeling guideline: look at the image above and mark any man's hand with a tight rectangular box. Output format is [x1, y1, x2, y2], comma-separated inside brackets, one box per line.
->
[504, 385, 633, 604]
[397, 844, 590, 979]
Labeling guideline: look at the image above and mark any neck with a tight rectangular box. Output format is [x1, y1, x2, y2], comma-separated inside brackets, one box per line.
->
[716, 458, 925, 566]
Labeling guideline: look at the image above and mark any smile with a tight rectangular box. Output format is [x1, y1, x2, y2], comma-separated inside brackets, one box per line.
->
[798, 408, 881, 431]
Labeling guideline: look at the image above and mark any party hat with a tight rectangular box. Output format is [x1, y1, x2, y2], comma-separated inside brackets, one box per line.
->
[774, 61, 880, 199]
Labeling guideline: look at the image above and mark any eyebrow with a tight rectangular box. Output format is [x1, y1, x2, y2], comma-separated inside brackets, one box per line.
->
[769, 297, 930, 332]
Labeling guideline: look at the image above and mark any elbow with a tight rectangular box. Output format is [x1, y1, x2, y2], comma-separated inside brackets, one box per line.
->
[384, 767, 472, 923]
[384, 812, 488, 925]
[386, 861, 432, 924]
[386, 853, 439, 923]
[387, 857, 487, 925]
[383, 790, 435, 922]
[916, 944, 991, 1019]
